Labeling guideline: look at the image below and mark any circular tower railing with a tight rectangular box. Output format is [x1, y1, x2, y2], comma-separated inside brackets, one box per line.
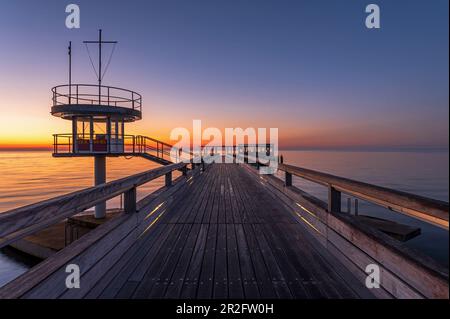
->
[52, 84, 142, 112]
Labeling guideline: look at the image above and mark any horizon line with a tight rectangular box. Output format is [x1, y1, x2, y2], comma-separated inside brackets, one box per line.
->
[0, 146, 448, 153]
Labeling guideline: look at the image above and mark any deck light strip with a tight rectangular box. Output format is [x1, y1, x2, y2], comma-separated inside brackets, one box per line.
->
[296, 203, 318, 218]
[144, 202, 165, 220]
[140, 210, 166, 237]
[297, 214, 322, 235]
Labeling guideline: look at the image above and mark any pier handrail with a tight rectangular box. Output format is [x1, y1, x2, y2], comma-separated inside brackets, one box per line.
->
[52, 133, 195, 163]
[52, 84, 142, 112]
[136, 135, 195, 162]
[277, 163, 449, 229]
[241, 161, 448, 298]
[242, 153, 449, 229]
[0, 162, 188, 249]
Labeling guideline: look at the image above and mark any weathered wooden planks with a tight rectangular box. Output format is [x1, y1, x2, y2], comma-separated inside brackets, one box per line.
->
[3, 162, 445, 299]
[104, 164, 369, 299]
[242, 163, 449, 299]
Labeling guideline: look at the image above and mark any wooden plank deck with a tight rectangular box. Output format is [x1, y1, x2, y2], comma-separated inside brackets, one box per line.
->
[85, 164, 371, 299]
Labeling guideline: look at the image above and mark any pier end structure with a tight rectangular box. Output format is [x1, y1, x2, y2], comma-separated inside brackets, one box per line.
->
[51, 30, 143, 218]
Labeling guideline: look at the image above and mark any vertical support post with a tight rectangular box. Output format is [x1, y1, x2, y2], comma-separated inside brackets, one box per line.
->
[285, 171, 292, 187]
[144, 136, 146, 153]
[347, 197, 351, 214]
[244, 146, 248, 163]
[68, 41, 72, 105]
[89, 116, 94, 152]
[165, 171, 172, 187]
[94, 156, 106, 219]
[124, 186, 137, 214]
[328, 186, 341, 213]
[256, 145, 259, 167]
[355, 199, 359, 216]
[72, 116, 77, 154]
[106, 116, 111, 153]
[121, 120, 125, 153]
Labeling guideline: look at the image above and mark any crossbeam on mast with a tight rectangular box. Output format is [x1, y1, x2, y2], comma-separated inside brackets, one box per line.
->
[83, 29, 118, 103]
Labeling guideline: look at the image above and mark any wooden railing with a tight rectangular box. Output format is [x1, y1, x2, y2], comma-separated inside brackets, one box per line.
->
[0, 162, 188, 250]
[279, 163, 449, 229]
[0, 161, 205, 299]
[242, 161, 449, 299]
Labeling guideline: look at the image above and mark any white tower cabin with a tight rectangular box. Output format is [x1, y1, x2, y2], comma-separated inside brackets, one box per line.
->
[51, 30, 142, 219]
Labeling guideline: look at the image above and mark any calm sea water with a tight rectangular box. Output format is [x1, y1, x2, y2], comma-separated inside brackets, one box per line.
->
[0, 150, 448, 287]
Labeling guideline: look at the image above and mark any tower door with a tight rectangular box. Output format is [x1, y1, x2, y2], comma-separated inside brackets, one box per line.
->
[75, 117, 92, 153]
[110, 118, 124, 153]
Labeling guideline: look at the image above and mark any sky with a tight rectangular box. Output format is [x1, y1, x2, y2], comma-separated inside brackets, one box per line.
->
[0, 0, 448, 150]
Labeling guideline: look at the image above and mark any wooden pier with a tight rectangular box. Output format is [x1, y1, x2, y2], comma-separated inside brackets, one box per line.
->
[0, 159, 448, 299]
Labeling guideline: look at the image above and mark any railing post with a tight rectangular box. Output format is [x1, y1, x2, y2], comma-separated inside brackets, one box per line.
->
[244, 146, 248, 163]
[328, 186, 341, 213]
[124, 186, 137, 214]
[72, 116, 77, 154]
[285, 171, 292, 187]
[256, 146, 259, 167]
[89, 116, 94, 152]
[165, 171, 172, 187]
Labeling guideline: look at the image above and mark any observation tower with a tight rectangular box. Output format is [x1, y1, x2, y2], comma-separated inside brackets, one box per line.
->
[51, 30, 142, 219]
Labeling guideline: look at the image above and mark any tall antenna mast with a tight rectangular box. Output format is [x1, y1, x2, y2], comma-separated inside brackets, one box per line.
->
[68, 41, 72, 104]
[83, 29, 118, 103]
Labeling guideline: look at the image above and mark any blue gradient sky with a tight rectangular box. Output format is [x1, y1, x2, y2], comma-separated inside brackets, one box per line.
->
[0, 0, 448, 149]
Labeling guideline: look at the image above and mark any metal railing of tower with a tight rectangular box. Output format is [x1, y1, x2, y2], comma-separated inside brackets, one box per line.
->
[52, 84, 142, 113]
